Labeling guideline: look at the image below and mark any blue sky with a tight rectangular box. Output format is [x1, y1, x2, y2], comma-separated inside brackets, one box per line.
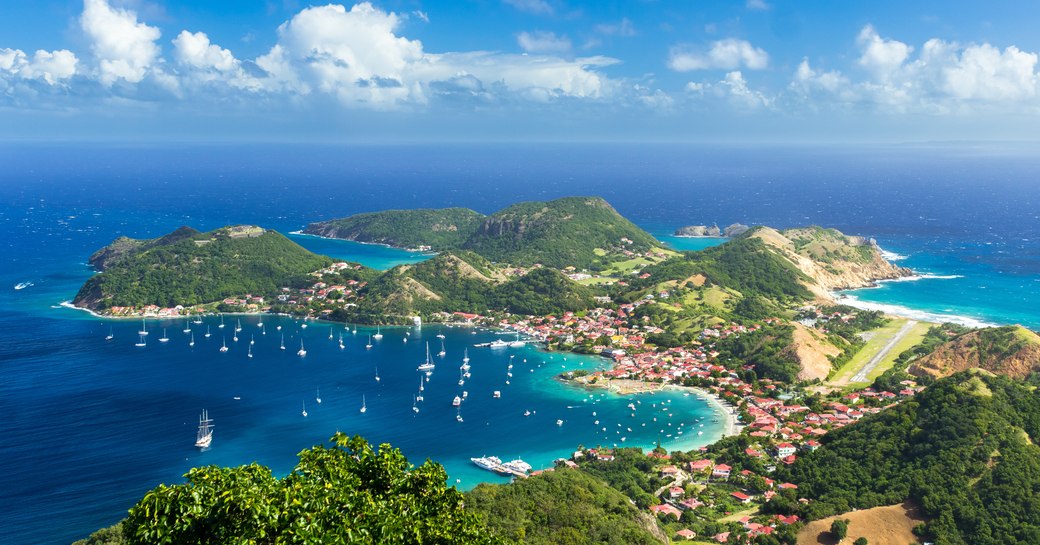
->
[2, 0, 1040, 143]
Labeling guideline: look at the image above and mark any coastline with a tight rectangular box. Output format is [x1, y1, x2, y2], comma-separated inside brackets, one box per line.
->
[832, 290, 998, 329]
[665, 384, 743, 442]
[287, 230, 438, 255]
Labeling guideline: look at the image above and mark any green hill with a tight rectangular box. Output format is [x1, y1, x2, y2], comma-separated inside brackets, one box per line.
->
[74, 225, 332, 310]
[305, 196, 664, 270]
[304, 207, 485, 250]
[351, 251, 594, 321]
[909, 325, 1040, 380]
[780, 371, 1040, 544]
[462, 196, 662, 269]
[466, 468, 666, 545]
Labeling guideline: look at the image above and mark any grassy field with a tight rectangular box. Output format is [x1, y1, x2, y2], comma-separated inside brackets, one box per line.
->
[829, 319, 932, 387]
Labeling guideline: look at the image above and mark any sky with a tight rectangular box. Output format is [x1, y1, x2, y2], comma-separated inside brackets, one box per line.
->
[2, 0, 1040, 143]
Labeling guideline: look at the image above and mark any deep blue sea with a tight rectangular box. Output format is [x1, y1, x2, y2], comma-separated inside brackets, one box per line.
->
[2, 143, 1040, 544]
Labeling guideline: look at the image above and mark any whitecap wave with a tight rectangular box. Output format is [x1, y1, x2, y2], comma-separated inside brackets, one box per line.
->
[833, 293, 997, 329]
[878, 248, 909, 261]
[879, 274, 964, 283]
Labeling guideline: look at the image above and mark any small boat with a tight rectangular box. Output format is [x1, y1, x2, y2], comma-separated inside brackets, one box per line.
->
[418, 343, 436, 372]
[204, 326, 211, 338]
[436, 333, 445, 339]
[524, 410, 531, 416]
[418, 376, 424, 392]
[316, 387, 321, 404]
[360, 395, 367, 413]
[219, 337, 228, 352]
[462, 391, 468, 398]
[247, 344, 253, 358]
[138, 319, 148, 336]
[556, 419, 564, 426]
[301, 401, 308, 417]
[372, 326, 383, 341]
[232, 331, 238, 342]
[374, 365, 380, 382]
[249, 335, 255, 345]
[189, 333, 195, 347]
[509, 333, 524, 348]
[257, 319, 263, 327]
[218, 314, 225, 328]
[13, 281, 33, 290]
[366, 335, 373, 349]
[182, 320, 191, 334]
[280, 333, 285, 350]
[452, 395, 462, 407]
[105, 326, 114, 341]
[462, 348, 470, 364]
[195, 410, 214, 448]
[328, 329, 333, 340]
[193, 316, 203, 325]
[456, 409, 463, 423]
[235, 319, 242, 333]
[438, 340, 446, 357]
[412, 395, 419, 413]
[493, 391, 501, 398]
[134, 334, 147, 347]
[297, 339, 307, 357]
[261, 324, 266, 336]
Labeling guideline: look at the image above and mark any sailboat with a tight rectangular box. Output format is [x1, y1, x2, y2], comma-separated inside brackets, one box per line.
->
[232, 329, 238, 342]
[462, 348, 470, 364]
[438, 339, 446, 357]
[250, 334, 255, 345]
[134, 334, 147, 347]
[509, 332, 524, 348]
[328, 329, 333, 340]
[456, 408, 463, 423]
[360, 395, 367, 413]
[219, 337, 228, 352]
[193, 315, 203, 325]
[366, 335, 373, 349]
[204, 325, 211, 338]
[235, 319, 242, 333]
[374, 365, 381, 382]
[412, 395, 419, 413]
[352, 325, 357, 334]
[338, 332, 344, 349]
[316, 388, 322, 404]
[372, 326, 383, 340]
[416, 376, 424, 402]
[297, 339, 306, 357]
[182, 320, 191, 334]
[159, 328, 169, 343]
[247, 344, 253, 358]
[105, 326, 114, 341]
[189, 333, 195, 347]
[195, 410, 214, 448]
[301, 401, 308, 417]
[261, 324, 266, 336]
[218, 314, 225, 328]
[138, 319, 148, 336]
[280, 333, 285, 350]
[417, 343, 436, 373]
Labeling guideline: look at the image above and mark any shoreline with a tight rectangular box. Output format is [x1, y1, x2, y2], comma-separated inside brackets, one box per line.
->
[287, 230, 438, 255]
[832, 290, 998, 329]
[664, 384, 743, 443]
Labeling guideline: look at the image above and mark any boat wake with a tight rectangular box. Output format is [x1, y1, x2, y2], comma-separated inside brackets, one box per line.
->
[14, 281, 34, 290]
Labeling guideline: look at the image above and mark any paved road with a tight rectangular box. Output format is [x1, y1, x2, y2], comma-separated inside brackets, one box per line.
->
[851, 320, 918, 383]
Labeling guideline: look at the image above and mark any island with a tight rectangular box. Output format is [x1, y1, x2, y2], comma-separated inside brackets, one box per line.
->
[74, 196, 1040, 545]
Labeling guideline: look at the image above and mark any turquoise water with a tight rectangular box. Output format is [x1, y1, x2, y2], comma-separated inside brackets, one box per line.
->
[286, 232, 432, 270]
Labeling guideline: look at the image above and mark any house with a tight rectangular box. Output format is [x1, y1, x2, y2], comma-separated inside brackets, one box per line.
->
[676, 529, 697, 540]
[712, 464, 731, 479]
[775, 442, 797, 458]
[804, 440, 821, 452]
[650, 503, 682, 519]
[731, 491, 752, 504]
[669, 486, 684, 498]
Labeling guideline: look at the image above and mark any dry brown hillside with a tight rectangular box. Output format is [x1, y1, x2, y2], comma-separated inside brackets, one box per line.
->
[909, 325, 1040, 380]
[747, 226, 911, 299]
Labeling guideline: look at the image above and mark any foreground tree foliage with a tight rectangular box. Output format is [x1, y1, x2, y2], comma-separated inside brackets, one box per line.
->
[121, 433, 501, 544]
[465, 468, 665, 545]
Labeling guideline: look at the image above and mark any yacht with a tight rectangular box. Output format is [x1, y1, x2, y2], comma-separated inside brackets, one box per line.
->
[437, 340, 446, 357]
[134, 334, 147, 347]
[493, 391, 501, 398]
[556, 419, 564, 426]
[360, 395, 366, 413]
[417, 343, 436, 372]
[316, 388, 321, 404]
[297, 339, 307, 357]
[219, 337, 228, 352]
[489, 339, 508, 349]
[247, 344, 253, 358]
[452, 395, 462, 407]
[372, 326, 383, 341]
[509, 333, 524, 348]
[194, 410, 214, 448]
[218, 314, 225, 328]
[182, 320, 191, 334]
[138, 319, 148, 336]
[366, 335, 373, 349]
[462, 348, 470, 364]
[412, 396, 419, 413]
[301, 401, 308, 417]
[105, 326, 114, 341]
[523, 410, 531, 417]
[204, 326, 211, 338]
[189, 333, 195, 347]
[279, 333, 285, 350]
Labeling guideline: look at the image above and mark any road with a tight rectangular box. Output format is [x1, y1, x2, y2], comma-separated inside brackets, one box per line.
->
[851, 320, 918, 383]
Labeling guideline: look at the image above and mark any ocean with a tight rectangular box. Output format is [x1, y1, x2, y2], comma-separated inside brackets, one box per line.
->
[2, 143, 1039, 544]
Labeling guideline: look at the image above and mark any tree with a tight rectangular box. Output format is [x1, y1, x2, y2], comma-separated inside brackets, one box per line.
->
[830, 519, 849, 541]
[121, 433, 501, 544]
[853, 537, 868, 545]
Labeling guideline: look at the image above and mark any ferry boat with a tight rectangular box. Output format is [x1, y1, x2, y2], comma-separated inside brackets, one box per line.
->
[195, 410, 214, 448]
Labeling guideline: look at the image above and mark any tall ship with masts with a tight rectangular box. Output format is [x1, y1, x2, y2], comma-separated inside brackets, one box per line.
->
[195, 410, 214, 448]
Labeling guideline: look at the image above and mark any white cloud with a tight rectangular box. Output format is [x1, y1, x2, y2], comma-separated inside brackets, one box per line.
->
[857, 25, 912, 79]
[517, 31, 572, 54]
[503, 0, 553, 16]
[928, 40, 1037, 101]
[718, 71, 771, 108]
[0, 48, 78, 84]
[746, 0, 770, 10]
[80, 0, 162, 85]
[668, 39, 769, 71]
[173, 31, 237, 72]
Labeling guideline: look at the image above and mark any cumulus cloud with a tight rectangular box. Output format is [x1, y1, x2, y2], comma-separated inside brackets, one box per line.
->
[173, 31, 237, 71]
[746, 0, 770, 10]
[80, 0, 162, 85]
[517, 31, 572, 54]
[0, 48, 78, 84]
[791, 25, 1040, 112]
[668, 39, 769, 71]
[503, 0, 553, 15]
[595, 18, 636, 37]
